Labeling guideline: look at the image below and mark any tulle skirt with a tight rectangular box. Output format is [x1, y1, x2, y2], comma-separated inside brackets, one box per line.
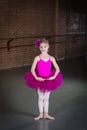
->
[24, 69, 63, 92]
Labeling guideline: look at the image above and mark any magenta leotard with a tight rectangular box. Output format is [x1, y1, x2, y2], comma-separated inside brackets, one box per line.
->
[25, 56, 63, 92]
[36, 57, 51, 78]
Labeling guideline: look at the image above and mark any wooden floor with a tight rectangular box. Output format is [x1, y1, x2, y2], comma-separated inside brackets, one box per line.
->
[0, 55, 87, 130]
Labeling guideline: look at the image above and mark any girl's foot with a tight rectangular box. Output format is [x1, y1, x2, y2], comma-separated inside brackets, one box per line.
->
[34, 113, 43, 121]
[44, 113, 55, 120]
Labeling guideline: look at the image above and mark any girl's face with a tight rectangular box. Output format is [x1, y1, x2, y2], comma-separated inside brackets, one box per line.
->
[39, 42, 49, 53]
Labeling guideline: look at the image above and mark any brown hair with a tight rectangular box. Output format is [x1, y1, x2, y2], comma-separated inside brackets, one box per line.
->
[40, 38, 49, 45]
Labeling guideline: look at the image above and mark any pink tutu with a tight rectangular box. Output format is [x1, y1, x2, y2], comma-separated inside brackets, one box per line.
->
[24, 69, 63, 92]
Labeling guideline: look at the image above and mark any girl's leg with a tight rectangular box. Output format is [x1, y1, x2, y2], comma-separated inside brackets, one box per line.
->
[34, 89, 44, 120]
[43, 91, 50, 113]
[43, 91, 55, 120]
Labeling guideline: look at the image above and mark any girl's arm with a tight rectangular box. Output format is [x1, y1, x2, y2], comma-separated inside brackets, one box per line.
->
[31, 56, 38, 80]
[31, 56, 45, 81]
[48, 56, 60, 80]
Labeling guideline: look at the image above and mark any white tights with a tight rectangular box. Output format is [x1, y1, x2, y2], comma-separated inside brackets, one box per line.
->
[37, 89, 51, 113]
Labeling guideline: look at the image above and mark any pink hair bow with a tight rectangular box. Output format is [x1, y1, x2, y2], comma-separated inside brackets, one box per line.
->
[35, 38, 41, 48]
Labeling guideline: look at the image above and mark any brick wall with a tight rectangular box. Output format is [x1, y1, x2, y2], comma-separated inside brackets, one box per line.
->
[0, 0, 57, 69]
[0, 0, 87, 69]
[56, 0, 86, 59]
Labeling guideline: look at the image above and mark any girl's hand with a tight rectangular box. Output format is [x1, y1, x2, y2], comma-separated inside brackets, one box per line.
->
[36, 77, 45, 81]
[47, 76, 55, 80]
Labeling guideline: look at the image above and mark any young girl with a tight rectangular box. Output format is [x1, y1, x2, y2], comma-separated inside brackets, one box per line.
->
[25, 38, 63, 120]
